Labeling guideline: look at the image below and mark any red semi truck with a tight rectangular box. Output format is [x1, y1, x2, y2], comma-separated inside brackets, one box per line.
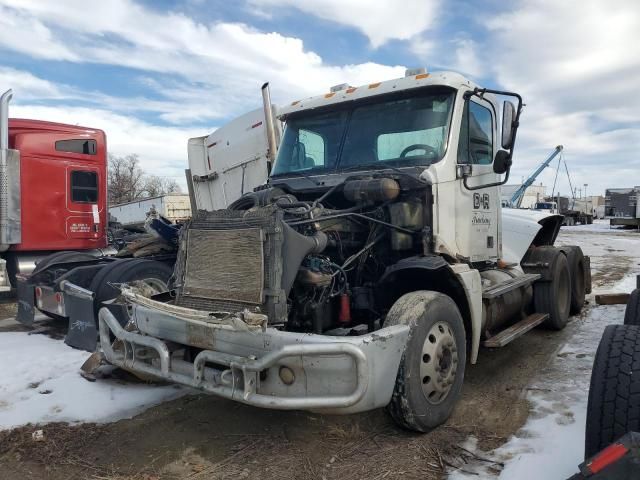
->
[0, 89, 109, 289]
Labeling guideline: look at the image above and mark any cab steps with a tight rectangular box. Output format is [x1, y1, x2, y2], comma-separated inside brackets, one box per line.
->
[482, 273, 540, 300]
[483, 313, 549, 348]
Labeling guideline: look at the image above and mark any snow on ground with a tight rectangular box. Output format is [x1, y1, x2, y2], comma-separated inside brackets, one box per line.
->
[449, 229, 640, 479]
[0, 332, 187, 430]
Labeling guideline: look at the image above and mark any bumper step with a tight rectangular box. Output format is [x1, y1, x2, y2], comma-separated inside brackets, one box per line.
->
[483, 313, 549, 348]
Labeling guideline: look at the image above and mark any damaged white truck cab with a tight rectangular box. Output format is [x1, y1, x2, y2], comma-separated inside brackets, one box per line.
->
[100, 70, 590, 432]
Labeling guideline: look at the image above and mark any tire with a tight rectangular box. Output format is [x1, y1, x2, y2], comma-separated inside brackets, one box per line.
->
[531, 248, 572, 330]
[624, 289, 640, 326]
[385, 291, 466, 432]
[585, 324, 640, 458]
[562, 246, 587, 315]
[90, 259, 173, 326]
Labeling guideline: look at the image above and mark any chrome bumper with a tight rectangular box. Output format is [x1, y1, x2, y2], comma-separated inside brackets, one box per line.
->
[99, 304, 409, 413]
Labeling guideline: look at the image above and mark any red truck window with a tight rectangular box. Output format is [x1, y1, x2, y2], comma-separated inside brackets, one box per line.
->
[56, 139, 97, 155]
[71, 171, 98, 203]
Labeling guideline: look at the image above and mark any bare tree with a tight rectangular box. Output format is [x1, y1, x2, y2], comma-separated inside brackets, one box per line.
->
[108, 154, 181, 205]
[108, 154, 146, 204]
[144, 175, 181, 198]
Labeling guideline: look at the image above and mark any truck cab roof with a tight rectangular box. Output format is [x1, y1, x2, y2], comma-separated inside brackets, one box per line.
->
[278, 70, 483, 119]
[9, 118, 105, 136]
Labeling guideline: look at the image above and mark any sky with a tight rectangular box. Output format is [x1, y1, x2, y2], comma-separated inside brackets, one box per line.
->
[0, 0, 638, 197]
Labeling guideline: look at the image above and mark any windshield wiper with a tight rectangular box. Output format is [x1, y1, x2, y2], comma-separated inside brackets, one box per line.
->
[270, 169, 323, 186]
[338, 163, 427, 182]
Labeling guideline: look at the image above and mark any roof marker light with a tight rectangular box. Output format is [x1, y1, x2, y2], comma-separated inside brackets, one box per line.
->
[346, 87, 357, 94]
[324, 92, 335, 98]
[368, 82, 381, 89]
[416, 73, 430, 80]
[405, 67, 427, 77]
[330, 83, 349, 93]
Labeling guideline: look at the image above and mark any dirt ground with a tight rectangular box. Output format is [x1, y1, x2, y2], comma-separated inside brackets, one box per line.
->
[0, 228, 636, 480]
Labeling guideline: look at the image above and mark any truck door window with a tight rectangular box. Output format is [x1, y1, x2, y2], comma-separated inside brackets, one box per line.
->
[458, 101, 493, 165]
[71, 171, 98, 203]
[56, 139, 97, 155]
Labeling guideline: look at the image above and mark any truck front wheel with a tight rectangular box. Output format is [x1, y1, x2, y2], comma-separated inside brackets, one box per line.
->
[385, 291, 466, 432]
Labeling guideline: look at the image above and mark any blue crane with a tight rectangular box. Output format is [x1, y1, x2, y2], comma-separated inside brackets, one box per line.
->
[509, 145, 563, 208]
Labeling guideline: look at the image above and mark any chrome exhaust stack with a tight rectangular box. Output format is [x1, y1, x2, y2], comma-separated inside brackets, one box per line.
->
[261, 82, 278, 172]
[0, 89, 11, 153]
[0, 89, 21, 250]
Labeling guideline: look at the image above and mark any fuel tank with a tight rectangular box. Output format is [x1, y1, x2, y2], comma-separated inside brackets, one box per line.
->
[480, 268, 533, 333]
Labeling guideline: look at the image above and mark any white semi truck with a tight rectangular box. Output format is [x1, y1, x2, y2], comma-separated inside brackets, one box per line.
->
[93, 71, 590, 432]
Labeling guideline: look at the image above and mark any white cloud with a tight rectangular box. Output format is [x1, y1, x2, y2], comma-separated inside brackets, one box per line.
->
[0, 5, 78, 61]
[249, 0, 440, 48]
[451, 39, 484, 79]
[0, 0, 406, 117]
[0, 67, 65, 99]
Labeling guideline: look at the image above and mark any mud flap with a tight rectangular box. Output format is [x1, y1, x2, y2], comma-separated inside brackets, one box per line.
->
[16, 278, 36, 326]
[64, 293, 98, 351]
[585, 255, 592, 294]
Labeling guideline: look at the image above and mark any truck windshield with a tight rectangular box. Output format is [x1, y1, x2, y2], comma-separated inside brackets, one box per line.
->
[272, 90, 455, 176]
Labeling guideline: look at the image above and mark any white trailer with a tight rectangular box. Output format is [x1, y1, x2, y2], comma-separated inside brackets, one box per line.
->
[109, 194, 192, 228]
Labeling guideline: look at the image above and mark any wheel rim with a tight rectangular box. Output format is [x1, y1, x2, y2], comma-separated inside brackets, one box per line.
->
[138, 277, 169, 295]
[420, 321, 459, 405]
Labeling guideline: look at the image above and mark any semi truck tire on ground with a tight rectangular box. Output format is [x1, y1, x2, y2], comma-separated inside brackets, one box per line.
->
[385, 291, 466, 432]
[90, 259, 173, 326]
[530, 248, 572, 330]
[624, 289, 640, 326]
[585, 324, 640, 458]
[562, 246, 587, 315]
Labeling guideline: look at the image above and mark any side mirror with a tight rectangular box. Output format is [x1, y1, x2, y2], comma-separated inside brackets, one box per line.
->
[501, 101, 516, 149]
[494, 149, 511, 174]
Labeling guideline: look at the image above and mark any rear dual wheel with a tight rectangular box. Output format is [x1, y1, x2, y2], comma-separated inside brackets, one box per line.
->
[562, 246, 587, 315]
[385, 291, 466, 432]
[526, 246, 572, 330]
[91, 259, 173, 326]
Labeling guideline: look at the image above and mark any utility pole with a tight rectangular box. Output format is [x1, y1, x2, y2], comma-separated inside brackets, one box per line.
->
[584, 183, 588, 211]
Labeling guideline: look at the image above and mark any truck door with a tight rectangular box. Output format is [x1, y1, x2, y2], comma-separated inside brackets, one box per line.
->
[455, 97, 500, 262]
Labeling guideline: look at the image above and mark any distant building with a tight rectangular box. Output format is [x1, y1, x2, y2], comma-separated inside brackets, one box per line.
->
[502, 183, 546, 209]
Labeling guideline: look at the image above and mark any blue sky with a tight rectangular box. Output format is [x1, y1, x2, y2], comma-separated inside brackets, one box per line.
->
[0, 0, 638, 196]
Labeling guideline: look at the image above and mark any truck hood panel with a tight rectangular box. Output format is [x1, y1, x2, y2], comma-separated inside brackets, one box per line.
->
[501, 208, 563, 264]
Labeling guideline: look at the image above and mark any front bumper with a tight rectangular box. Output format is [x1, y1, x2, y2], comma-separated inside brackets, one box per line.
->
[99, 302, 409, 413]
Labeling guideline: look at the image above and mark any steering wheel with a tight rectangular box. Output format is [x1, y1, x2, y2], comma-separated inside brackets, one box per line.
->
[399, 144, 438, 159]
